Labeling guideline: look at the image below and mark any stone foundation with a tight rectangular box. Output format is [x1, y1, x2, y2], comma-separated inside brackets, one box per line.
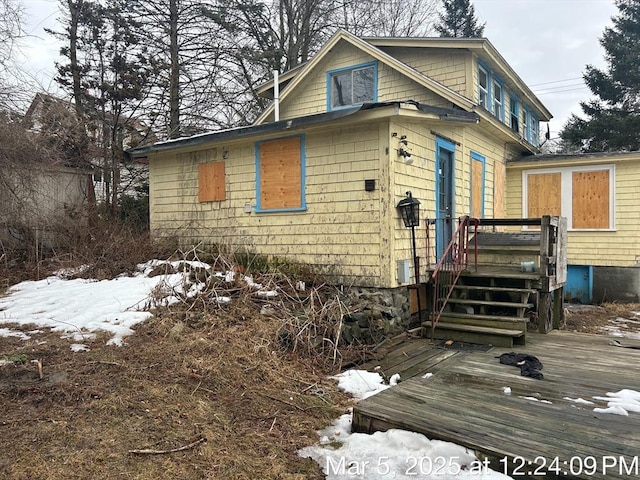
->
[340, 286, 413, 345]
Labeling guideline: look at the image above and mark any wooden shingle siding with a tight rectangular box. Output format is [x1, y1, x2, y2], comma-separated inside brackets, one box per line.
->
[527, 172, 561, 218]
[380, 47, 469, 97]
[198, 162, 225, 202]
[572, 170, 609, 229]
[507, 154, 640, 267]
[148, 123, 386, 287]
[275, 42, 455, 121]
[258, 137, 301, 209]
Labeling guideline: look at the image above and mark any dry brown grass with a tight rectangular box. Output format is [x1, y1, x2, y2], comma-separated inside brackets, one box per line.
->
[0, 288, 355, 479]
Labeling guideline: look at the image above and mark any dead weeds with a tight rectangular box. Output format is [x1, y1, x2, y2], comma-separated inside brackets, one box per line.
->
[0, 296, 355, 479]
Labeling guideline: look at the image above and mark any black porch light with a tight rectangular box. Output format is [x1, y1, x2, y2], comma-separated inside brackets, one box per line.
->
[396, 191, 421, 227]
[396, 191, 422, 324]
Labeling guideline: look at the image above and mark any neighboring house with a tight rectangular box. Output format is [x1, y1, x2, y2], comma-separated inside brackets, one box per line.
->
[23, 93, 153, 204]
[507, 150, 640, 303]
[128, 29, 556, 331]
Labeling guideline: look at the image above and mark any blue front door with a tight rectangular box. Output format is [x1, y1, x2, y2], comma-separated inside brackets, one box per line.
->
[435, 138, 455, 260]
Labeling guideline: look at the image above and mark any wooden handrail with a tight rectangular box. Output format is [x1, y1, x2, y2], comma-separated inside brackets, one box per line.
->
[428, 216, 479, 338]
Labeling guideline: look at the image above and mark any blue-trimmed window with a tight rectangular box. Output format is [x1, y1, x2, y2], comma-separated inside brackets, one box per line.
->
[255, 135, 306, 213]
[327, 62, 377, 110]
[470, 152, 486, 218]
[492, 77, 504, 121]
[478, 63, 489, 109]
[523, 106, 539, 147]
[509, 94, 519, 133]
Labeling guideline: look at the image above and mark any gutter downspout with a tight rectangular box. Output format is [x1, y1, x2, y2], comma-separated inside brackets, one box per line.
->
[273, 70, 280, 122]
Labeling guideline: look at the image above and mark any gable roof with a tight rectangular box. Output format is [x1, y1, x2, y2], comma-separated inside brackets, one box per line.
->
[254, 29, 475, 125]
[255, 31, 552, 125]
[365, 36, 551, 121]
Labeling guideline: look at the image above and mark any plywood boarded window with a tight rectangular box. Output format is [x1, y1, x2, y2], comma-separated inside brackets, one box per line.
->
[572, 170, 609, 229]
[198, 162, 225, 202]
[471, 152, 485, 218]
[527, 172, 561, 218]
[257, 136, 305, 211]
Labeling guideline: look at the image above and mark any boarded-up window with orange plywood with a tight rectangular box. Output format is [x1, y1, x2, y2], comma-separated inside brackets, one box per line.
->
[493, 161, 506, 218]
[257, 136, 305, 211]
[198, 162, 225, 202]
[471, 152, 485, 218]
[572, 170, 609, 229]
[527, 172, 561, 218]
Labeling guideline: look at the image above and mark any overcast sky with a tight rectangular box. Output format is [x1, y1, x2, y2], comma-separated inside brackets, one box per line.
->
[19, 0, 618, 138]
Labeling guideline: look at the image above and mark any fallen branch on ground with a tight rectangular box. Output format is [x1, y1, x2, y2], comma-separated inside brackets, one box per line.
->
[128, 436, 206, 455]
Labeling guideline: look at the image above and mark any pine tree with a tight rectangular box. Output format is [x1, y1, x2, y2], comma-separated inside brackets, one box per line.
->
[435, 0, 485, 38]
[560, 0, 640, 152]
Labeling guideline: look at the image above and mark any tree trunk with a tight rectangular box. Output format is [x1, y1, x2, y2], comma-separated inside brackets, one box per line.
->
[168, 0, 180, 138]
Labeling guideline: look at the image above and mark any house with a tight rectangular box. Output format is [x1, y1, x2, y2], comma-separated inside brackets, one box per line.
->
[507, 150, 640, 303]
[128, 29, 556, 341]
[23, 93, 154, 204]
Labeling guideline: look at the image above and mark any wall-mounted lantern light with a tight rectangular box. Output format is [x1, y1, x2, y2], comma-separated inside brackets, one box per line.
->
[396, 191, 420, 227]
[396, 191, 422, 323]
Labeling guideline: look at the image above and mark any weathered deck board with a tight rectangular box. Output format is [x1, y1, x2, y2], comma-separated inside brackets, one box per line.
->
[353, 331, 640, 479]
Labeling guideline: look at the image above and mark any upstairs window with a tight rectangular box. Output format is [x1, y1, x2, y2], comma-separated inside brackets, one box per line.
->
[523, 106, 539, 146]
[327, 62, 376, 110]
[478, 64, 489, 109]
[492, 78, 504, 121]
[509, 95, 519, 133]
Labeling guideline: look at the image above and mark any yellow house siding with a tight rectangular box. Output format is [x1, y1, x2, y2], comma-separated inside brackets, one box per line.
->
[149, 122, 391, 287]
[275, 42, 457, 121]
[277, 42, 376, 120]
[380, 47, 470, 97]
[387, 119, 508, 280]
[506, 156, 640, 267]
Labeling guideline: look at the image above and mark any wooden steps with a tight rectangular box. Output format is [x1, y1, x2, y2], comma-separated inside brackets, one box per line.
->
[446, 298, 533, 309]
[423, 321, 525, 348]
[435, 312, 528, 330]
[427, 269, 535, 347]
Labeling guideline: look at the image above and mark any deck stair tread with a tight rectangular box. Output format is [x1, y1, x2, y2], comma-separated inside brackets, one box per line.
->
[444, 298, 533, 309]
[434, 312, 528, 323]
[453, 285, 535, 294]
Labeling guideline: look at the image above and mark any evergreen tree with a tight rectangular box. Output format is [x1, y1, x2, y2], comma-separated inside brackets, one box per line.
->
[560, 0, 640, 152]
[435, 0, 485, 38]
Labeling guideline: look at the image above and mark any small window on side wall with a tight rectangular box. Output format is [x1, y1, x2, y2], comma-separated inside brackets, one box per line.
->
[510, 95, 519, 133]
[478, 64, 489, 109]
[198, 162, 225, 202]
[328, 62, 376, 110]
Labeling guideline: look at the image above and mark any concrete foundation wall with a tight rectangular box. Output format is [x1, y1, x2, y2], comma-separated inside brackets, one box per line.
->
[593, 266, 640, 303]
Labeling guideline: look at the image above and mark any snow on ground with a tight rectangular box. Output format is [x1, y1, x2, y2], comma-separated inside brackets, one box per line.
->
[592, 389, 640, 416]
[0, 260, 277, 347]
[300, 370, 512, 479]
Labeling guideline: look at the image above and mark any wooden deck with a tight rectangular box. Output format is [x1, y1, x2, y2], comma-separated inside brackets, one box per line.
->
[354, 331, 640, 479]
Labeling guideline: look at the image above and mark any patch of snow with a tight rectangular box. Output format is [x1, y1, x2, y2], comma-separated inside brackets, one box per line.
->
[521, 396, 552, 404]
[70, 343, 89, 352]
[563, 397, 594, 405]
[421, 372, 433, 379]
[299, 413, 511, 479]
[503, 387, 511, 395]
[389, 373, 401, 386]
[0, 328, 30, 340]
[255, 290, 278, 298]
[331, 370, 390, 401]
[592, 389, 640, 415]
[594, 405, 629, 416]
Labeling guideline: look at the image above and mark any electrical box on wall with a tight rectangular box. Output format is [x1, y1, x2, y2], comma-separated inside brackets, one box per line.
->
[397, 259, 410, 283]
